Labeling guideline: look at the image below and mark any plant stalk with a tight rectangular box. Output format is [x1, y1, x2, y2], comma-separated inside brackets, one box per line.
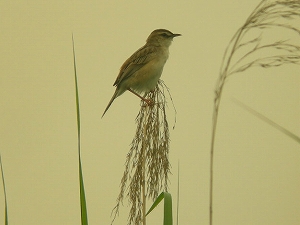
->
[142, 105, 148, 225]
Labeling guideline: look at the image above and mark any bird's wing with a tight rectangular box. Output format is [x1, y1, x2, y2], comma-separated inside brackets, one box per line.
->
[113, 45, 157, 86]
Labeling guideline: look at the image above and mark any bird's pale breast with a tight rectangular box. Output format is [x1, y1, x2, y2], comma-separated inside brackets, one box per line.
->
[128, 49, 169, 93]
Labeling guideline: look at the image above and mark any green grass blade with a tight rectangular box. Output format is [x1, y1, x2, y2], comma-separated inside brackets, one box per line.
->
[176, 161, 179, 225]
[72, 34, 89, 225]
[233, 98, 300, 144]
[163, 192, 173, 225]
[146, 192, 173, 225]
[79, 159, 88, 225]
[146, 192, 164, 216]
[0, 154, 8, 225]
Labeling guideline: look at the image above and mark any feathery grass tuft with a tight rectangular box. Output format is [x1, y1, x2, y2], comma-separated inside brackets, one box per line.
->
[210, 1, 300, 225]
[111, 80, 171, 225]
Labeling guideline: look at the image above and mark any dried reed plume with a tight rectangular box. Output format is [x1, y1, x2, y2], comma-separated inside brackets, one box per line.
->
[210, 1, 300, 224]
[111, 80, 171, 225]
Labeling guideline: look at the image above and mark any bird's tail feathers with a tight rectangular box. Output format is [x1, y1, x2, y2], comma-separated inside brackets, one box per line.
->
[101, 89, 119, 118]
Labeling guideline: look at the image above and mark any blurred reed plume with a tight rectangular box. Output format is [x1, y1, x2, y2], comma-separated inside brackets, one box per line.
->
[111, 80, 171, 225]
[210, 0, 300, 224]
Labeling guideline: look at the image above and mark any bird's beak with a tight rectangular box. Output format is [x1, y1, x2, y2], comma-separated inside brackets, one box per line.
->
[172, 33, 181, 38]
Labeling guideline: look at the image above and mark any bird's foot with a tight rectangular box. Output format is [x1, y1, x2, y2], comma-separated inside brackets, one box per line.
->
[128, 88, 155, 107]
[142, 98, 154, 106]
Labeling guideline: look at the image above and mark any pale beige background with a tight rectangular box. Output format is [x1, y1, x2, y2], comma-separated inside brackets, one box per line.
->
[0, 1, 299, 224]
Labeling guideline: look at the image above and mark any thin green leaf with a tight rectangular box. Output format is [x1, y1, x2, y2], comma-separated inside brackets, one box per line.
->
[79, 160, 88, 225]
[163, 192, 173, 225]
[233, 98, 300, 144]
[72, 34, 89, 225]
[0, 154, 8, 225]
[176, 161, 179, 225]
[146, 192, 173, 225]
[146, 192, 164, 216]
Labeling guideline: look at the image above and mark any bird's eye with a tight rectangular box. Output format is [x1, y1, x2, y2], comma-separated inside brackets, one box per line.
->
[161, 33, 169, 37]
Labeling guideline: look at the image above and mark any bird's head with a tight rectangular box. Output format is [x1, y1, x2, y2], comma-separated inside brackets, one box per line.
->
[146, 29, 181, 47]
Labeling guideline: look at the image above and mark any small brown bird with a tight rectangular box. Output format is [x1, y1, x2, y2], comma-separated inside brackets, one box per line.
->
[102, 29, 181, 117]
